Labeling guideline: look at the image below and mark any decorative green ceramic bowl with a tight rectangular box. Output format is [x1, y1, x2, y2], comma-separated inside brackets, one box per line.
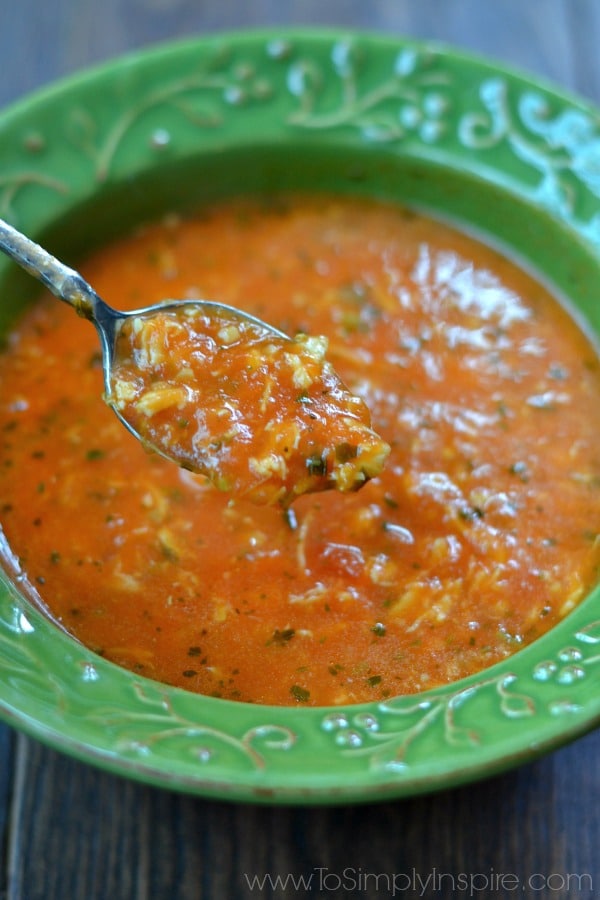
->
[1, 29, 600, 804]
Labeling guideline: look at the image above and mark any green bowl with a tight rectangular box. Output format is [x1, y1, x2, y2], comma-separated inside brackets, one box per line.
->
[1, 28, 600, 804]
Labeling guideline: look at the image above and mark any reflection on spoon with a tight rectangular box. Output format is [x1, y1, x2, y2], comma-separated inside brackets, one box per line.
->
[0, 218, 390, 505]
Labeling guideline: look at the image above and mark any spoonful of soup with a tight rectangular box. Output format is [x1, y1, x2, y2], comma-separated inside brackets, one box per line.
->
[0, 218, 389, 506]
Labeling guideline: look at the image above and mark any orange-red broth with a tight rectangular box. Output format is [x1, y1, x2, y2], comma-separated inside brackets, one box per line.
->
[1, 195, 599, 706]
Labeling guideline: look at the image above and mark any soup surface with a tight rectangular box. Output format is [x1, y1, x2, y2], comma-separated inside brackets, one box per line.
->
[1, 195, 600, 705]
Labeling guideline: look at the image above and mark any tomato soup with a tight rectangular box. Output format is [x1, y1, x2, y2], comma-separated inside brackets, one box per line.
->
[1, 195, 599, 706]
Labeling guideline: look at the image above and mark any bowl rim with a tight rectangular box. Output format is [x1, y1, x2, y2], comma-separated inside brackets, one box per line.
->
[1, 27, 600, 804]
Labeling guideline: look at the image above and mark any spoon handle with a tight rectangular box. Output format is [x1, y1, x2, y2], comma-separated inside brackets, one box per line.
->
[0, 217, 102, 319]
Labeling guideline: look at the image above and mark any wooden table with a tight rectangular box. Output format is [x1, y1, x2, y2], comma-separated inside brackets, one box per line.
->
[1, 3, 599, 898]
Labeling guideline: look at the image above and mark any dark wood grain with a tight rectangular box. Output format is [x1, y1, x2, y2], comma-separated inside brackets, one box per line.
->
[4, 729, 600, 900]
[0, 0, 583, 106]
[1, 2, 599, 898]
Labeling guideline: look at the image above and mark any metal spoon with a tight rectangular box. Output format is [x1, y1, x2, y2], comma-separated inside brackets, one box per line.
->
[0, 217, 289, 462]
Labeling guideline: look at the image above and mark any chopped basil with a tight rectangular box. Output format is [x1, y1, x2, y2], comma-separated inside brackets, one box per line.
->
[335, 442, 358, 463]
[306, 453, 327, 476]
[458, 506, 484, 521]
[290, 684, 310, 702]
[267, 628, 295, 646]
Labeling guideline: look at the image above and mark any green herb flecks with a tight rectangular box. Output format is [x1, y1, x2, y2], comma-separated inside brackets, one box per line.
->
[306, 453, 327, 476]
[290, 684, 310, 702]
[267, 628, 296, 646]
[335, 442, 358, 463]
